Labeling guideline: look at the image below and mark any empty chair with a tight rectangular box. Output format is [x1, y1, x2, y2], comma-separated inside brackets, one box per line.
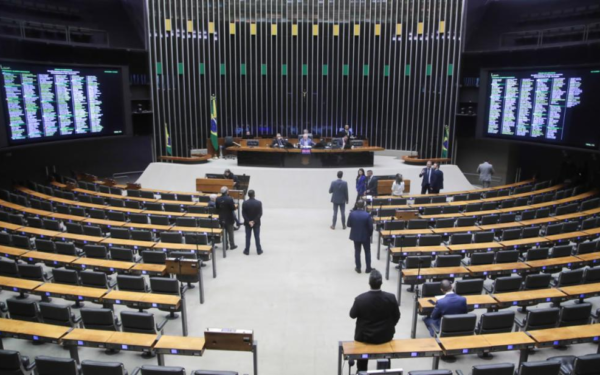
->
[78, 195, 92, 204]
[56, 205, 70, 215]
[35, 239, 56, 253]
[110, 247, 136, 262]
[117, 275, 149, 292]
[430, 196, 447, 204]
[582, 218, 599, 231]
[499, 213, 516, 223]
[419, 235, 442, 247]
[556, 203, 579, 216]
[131, 230, 153, 242]
[500, 200, 515, 209]
[110, 188, 123, 195]
[0, 258, 19, 277]
[140, 191, 156, 199]
[42, 219, 61, 231]
[474, 231, 494, 243]
[456, 217, 477, 227]
[7, 298, 39, 322]
[393, 236, 418, 248]
[70, 207, 86, 217]
[81, 308, 120, 331]
[558, 303, 592, 327]
[65, 222, 84, 235]
[189, 206, 215, 215]
[40, 201, 54, 212]
[520, 210, 536, 221]
[88, 209, 106, 219]
[576, 241, 597, 255]
[404, 256, 432, 269]
[129, 213, 149, 224]
[175, 217, 197, 227]
[555, 269, 584, 287]
[497, 190, 510, 197]
[146, 203, 163, 212]
[477, 311, 515, 334]
[583, 266, 600, 284]
[186, 233, 209, 245]
[383, 221, 405, 231]
[485, 190, 499, 198]
[521, 226, 541, 239]
[136, 366, 186, 375]
[487, 276, 523, 294]
[12, 235, 32, 250]
[407, 220, 428, 230]
[546, 354, 600, 375]
[163, 204, 181, 213]
[198, 218, 220, 228]
[82, 225, 103, 237]
[80, 271, 113, 289]
[142, 250, 167, 265]
[515, 308, 560, 331]
[107, 211, 126, 222]
[0, 349, 36, 375]
[56, 242, 79, 256]
[442, 206, 460, 214]
[500, 228, 521, 241]
[83, 245, 108, 259]
[470, 363, 514, 375]
[149, 215, 170, 225]
[52, 268, 80, 285]
[551, 245, 574, 258]
[515, 197, 529, 207]
[562, 221, 579, 234]
[437, 313, 477, 337]
[35, 356, 79, 375]
[160, 232, 183, 244]
[450, 233, 472, 245]
[455, 279, 483, 295]
[535, 208, 550, 219]
[121, 311, 167, 335]
[495, 250, 520, 264]
[376, 208, 397, 217]
[453, 195, 467, 202]
[18, 264, 48, 281]
[481, 202, 497, 211]
[431, 219, 455, 231]
[423, 207, 442, 216]
[0, 232, 11, 246]
[8, 214, 25, 226]
[469, 252, 495, 266]
[109, 199, 125, 208]
[524, 247, 549, 261]
[98, 185, 111, 194]
[27, 217, 43, 229]
[414, 197, 431, 205]
[81, 360, 128, 375]
[110, 228, 131, 240]
[581, 198, 600, 211]
[435, 255, 461, 267]
[127, 190, 141, 197]
[467, 193, 481, 201]
[480, 215, 499, 225]
[38, 302, 81, 327]
[150, 277, 182, 319]
[177, 194, 194, 202]
[91, 197, 106, 206]
[421, 282, 442, 298]
[465, 203, 482, 213]
[523, 273, 552, 290]
[161, 193, 177, 201]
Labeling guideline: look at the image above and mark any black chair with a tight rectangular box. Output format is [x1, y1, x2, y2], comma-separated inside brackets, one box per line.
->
[485, 276, 523, 294]
[514, 307, 560, 331]
[177, 195, 193, 202]
[477, 311, 515, 334]
[140, 191, 156, 199]
[551, 245, 574, 258]
[515, 197, 529, 207]
[474, 231, 494, 243]
[81, 360, 128, 375]
[98, 185, 111, 194]
[547, 354, 600, 375]
[404, 256, 432, 269]
[163, 204, 182, 213]
[520, 210, 536, 221]
[111, 247, 136, 262]
[65, 222, 84, 235]
[146, 203, 164, 212]
[555, 269, 584, 287]
[83, 245, 108, 259]
[500, 229, 521, 241]
[80, 271, 114, 289]
[453, 195, 467, 202]
[150, 277, 183, 319]
[160, 232, 183, 244]
[562, 221, 580, 234]
[423, 207, 442, 216]
[91, 197, 106, 206]
[127, 190, 141, 197]
[497, 190, 510, 197]
[469, 252, 495, 266]
[197, 218, 220, 228]
[18, 263, 49, 282]
[0, 232, 11, 246]
[450, 233, 472, 245]
[495, 250, 519, 264]
[414, 197, 431, 205]
[0, 349, 36, 375]
[523, 273, 552, 290]
[500, 200, 515, 209]
[161, 193, 177, 201]
[421, 282, 442, 298]
[419, 235, 442, 247]
[35, 356, 79, 375]
[582, 218, 599, 231]
[464, 203, 482, 213]
[443, 206, 460, 214]
[150, 215, 170, 226]
[499, 213, 516, 223]
[431, 196, 447, 204]
[408, 371, 452, 375]
[393, 235, 418, 248]
[129, 213, 149, 224]
[12, 235, 32, 250]
[546, 223, 564, 236]
[175, 217, 197, 227]
[480, 215, 499, 225]
[485, 190, 499, 198]
[576, 241, 597, 255]
[142, 250, 167, 265]
[517, 360, 560, 375]
[134, 366, 186, 375]
[82, 225, 103, 237]
[454, 279, 483, 295]
[56, 242, 80, 256]
[0, 258, 20, 277]
[111, 228, 131, 240]
[434, 255, 461, 268]
[35, 239, 56, 253]
[407, 220, 429, 230]
[581, 198, 600, 211]
[558, 303, 592, 327]
[131, 229, 153, 242]
[52, 268, 80, 285]
[383, 221, 406, 231]
[7, 298, 39, 322]
[27, 217, 43, 229]
[38, 302, 81, 327]
[434, 218, 454, 229]
[42, 219, 61, 231]
[70, 207, 86, 217]
[521, 226, 541, 239]
[107, 212, 127, 222]
[56, 205, 71, 215]
[464, 363, 514, 375]
[436, 313, 477, 337]
[456, 217, 477, 227]
[79, 195, 92, 204]
[524, 247, 549, 261]
[121, 311, 168, 336]
[535, 208, 550, 219]
[467, 192, 482, 201]
[81, 308, 120, 331]
[117, 275, 149, 293]
[583, 266, 600, 284]
[481, 202, 498, 211]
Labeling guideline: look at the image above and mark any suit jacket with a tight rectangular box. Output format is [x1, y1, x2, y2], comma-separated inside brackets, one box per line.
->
[430, 293, 467, 324]
[477, 162, 495, 182]
[216, 195, 236, 225]
[431, 169, 444, 191]
[225, 174, 239, 188]
[242, 198, 262, 227]
[350, 290, 400, 344]
[299, 138, 314, 147]
[420, 167, 434, 187]
[330, 179, 349, 204]
[347, 209, 374, 243]
[356, 175, 367, 196]
[365, 176, 378, 196]
[271, 138, 286, 148]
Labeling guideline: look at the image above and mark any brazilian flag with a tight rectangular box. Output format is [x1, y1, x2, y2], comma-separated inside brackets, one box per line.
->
[441, 125, 449, 158]
[165, 124, 172, 156]
[210, 95, 218, 154]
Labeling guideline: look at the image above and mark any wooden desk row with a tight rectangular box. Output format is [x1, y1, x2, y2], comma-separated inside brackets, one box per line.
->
[339, 324, 600, 375]
[0, 318, 258, 374]
[0, 276, 190, 335]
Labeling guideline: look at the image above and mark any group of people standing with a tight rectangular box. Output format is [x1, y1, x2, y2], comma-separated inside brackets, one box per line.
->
[419, 161, 445, 194]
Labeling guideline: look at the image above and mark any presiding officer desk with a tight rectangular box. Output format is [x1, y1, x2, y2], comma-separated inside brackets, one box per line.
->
[231, 145, 385, 168]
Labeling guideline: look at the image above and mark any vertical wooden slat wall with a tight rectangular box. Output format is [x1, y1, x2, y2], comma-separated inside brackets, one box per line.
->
[147, 0, 465, 159]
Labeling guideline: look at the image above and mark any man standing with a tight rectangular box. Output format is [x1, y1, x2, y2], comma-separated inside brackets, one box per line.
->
[419, 161, 434, 194]
[329, 171, 349, 230]
[477, 161, 495, 188]
[347, 200, 374, 273]
[422, 280, 467, 337]
[431, 163, 444, 194]
[350, 270, 400, 373]
[242, 190, 263, 255]
[216, 186, 237, 250]
[365, 170, 378, 196]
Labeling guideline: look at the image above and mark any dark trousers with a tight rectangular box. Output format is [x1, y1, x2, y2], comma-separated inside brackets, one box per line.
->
[223, 222, 235, 248]
[421, 184, 431, 194]
[333, 203, 346, 227]
[423, 317, 439, 337]
[354, 241, 371, 270]
[244, 224, 262, 252]
[357, 359, 368, 372]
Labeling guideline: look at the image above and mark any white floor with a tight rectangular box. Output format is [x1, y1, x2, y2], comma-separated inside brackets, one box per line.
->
[3, 159, 598, 375]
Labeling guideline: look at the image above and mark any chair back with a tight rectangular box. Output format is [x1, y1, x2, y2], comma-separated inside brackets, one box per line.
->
[81, 308, 119, 331]
[80, 271, 110, 289]
[81, 360, 127, 375]
[493, 276, 523, 293]
[121, 311, 157, 334]
[7, 298, 39, 322]
[524, 308, 560, 331]
[150, 277, 180, 295]
[455, 279, 483, 295]
[523, 273, 552, 290]
[0, 349, 27, 374]
[39, 302, 76, 327]
[35, 356, 79, 375]
[439, 313, 477, 337]
[518, 360, 560, 375]
[117, 275, 148, 292]
[573, 354, 600, 375]
[559, 303, 592, 327]
[477, 311, 515, 334]
[52, 268, 80, 285]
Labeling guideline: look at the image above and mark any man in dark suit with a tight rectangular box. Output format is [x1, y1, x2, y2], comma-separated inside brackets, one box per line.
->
[242, 189, 263, 255]
[271, 133, 286, 148]
[347, 200, 374, 273]
[422, 280, 467, 337]
[419, 160, 434, 194]
[365, 170, 378, 196]
[223, 169, 240, 228]
[216, 186, 237, 250]
[329, 171, 349, 230]
[350, 270, 400, 373]
[431, 163, 444, 194]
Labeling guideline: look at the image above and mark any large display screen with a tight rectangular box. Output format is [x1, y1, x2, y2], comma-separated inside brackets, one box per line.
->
[483, 67, 600, 150]
[0, 61, 128, 146]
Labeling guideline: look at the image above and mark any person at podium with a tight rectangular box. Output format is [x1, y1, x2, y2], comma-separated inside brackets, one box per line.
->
[299, 134, 315, 148]
[271, 133, 286, 148]
[342, 136, 352, 150]
[338, 124, 353, 138]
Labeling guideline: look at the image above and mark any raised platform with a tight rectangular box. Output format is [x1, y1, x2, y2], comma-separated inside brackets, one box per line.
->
[137, 155, 474, 209]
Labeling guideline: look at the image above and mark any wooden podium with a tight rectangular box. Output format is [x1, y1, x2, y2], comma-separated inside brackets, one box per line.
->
[196, 178, 234, 194]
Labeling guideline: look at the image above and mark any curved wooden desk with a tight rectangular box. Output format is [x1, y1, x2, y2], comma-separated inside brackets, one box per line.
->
[402, 155, 451, 165]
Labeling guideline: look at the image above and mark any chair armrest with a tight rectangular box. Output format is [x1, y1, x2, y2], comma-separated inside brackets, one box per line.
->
[44, 274, 54, 282]
[591, 309, 600, 320]
[25, 360, 36, 372]
[108, 279, 117, 289]
[131, 367, 142, 375]
[456, 370, 465, 375]
[514, 316, 526, 330]
[181, 284, 189, 295]
[156, 317, 169, 333]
